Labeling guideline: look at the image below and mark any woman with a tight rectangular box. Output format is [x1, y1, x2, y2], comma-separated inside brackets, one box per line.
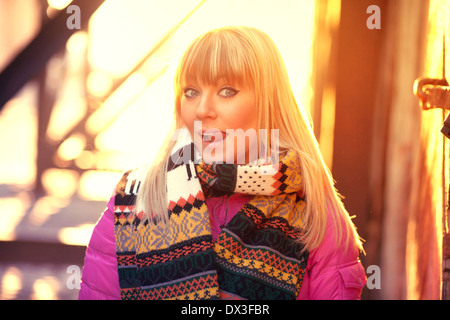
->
[79, 26, 366, 300]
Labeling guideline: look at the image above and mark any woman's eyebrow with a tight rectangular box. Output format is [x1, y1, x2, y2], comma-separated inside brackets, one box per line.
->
[182, 75, 243, 89]
[181, 80, 199, 89]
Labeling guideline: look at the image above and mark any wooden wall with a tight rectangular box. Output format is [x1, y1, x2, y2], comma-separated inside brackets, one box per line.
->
[314, 0, 448, 299]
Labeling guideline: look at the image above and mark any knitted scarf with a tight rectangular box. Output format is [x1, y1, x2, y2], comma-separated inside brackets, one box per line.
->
[114, 133, 309, 300]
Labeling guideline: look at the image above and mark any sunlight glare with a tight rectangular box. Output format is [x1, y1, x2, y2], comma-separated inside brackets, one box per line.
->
[66, 31, 88, 56]
[41, 169, 79, 199]
[31, 276, 59, 300]
[27, 196, 70, 227]
[0, 90, 37, 186]
[75, 150, 96, 169]
[46, 98, 87, 143]
[57, 223, 95, 246]
[83, 0, 316, 172]
[78, 170, 122, 201]
[87, 69, 113, 98]
[0, 193, 31, 241]
[57, 133, 86, 161]
[0, 267, 22, 300]
[47, 0, 72, 10]
[85, 73, 147, 136]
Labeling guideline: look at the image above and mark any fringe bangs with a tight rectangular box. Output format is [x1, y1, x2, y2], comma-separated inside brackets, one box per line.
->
[177, 28, 255, 89]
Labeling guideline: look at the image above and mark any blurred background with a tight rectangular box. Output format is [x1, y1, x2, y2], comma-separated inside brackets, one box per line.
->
[0, 0, 448, 300]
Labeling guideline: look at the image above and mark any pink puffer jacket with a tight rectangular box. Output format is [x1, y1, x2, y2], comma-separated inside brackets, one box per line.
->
[78, 193, 366, 300]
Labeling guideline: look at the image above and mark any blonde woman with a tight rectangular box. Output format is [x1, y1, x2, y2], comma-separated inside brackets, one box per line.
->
[79, 26, 366, 300]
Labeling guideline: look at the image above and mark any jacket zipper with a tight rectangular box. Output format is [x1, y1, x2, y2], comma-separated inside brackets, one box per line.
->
[220, 195, 229, 229]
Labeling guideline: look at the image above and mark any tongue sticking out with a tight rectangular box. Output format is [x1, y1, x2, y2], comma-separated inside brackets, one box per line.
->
[203, 131, 226, 142]
[203, 134, 215, 142]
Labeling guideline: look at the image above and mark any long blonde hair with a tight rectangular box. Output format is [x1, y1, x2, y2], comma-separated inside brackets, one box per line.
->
[135, 26, 363, 253]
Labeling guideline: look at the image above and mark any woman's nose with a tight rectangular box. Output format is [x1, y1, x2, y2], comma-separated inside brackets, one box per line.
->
[195, 93, 216, 120]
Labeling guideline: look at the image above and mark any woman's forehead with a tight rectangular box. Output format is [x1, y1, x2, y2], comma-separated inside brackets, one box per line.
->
[178, 31, 257, 88]
[182, 73, 244, 86]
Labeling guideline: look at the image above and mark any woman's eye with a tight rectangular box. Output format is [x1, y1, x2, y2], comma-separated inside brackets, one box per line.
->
[184, 88, 199, 98]
[218, 87, 238, 97]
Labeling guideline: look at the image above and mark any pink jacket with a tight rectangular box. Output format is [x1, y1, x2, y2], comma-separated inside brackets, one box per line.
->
[79, 193, 366, 300]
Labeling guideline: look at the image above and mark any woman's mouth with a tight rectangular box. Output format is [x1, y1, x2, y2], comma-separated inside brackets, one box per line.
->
[199, 130, 228, 146]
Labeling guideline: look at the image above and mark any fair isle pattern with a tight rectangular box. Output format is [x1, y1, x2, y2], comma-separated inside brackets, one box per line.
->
[114, 160, 220, 300]
[214, 203, 307, 300]
[233, 151, 304, 196]
[114, 135, 309, 300]
[196, 150, 304, 197]
[195, 148, 309, 300]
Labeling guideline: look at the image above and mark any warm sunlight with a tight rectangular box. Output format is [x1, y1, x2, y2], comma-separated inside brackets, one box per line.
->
[31, 276, 60, 300]
[0, 267, 22, 300]
[0, 3, 317, 251]
[57, 223, 95, 246]
[47, 0, 73, 10]
[0, 2, 317, 300]
[0, 193, 31, 241]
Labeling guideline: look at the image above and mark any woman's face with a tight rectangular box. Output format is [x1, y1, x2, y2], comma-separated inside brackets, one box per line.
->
[180, 78, 258, 164]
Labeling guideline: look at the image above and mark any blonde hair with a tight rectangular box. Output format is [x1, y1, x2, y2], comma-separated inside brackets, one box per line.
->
[135, 26, 364, 253]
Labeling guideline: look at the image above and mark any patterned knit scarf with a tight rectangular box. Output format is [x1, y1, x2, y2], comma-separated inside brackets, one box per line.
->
[114, 134, 309, 300]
